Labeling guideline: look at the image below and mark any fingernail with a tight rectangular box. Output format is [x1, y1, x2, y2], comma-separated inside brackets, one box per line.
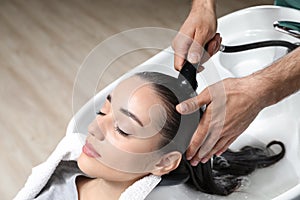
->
[216, 151, 223, 156]
[188, 53, 200, 63]
[201, 157, 209, 163]
[191, 160, 199, 166]
[187, 156, 192, 160]
[179, 102, 188, 113]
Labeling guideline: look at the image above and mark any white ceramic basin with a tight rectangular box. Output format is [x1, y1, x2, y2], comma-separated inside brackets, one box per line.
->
[67, 5, 300, 200]
[215, 6, 300, 78]
[147, 6, 300, 200]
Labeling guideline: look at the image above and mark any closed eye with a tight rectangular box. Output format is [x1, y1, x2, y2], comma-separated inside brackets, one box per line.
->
[114, 125, 130, 137]
[96, 111, 106, 115]
[97, 111, 130, 137]
[96, 95, 111, 116]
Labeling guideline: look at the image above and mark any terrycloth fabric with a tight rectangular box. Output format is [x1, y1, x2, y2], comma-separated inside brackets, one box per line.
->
[35, 161, 85, 200]
[14, 133, 82, 200]
[14, 133, 161, 200]
[119, 175, 161, 200]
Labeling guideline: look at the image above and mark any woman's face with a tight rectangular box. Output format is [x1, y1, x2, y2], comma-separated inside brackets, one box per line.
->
[78, 76, 172, 182]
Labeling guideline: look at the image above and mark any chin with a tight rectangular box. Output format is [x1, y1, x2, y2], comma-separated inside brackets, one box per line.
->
[78, 152, 149, 183]
[77, 152, 101, 178]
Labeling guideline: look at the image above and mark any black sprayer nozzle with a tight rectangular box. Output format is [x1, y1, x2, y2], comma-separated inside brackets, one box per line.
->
[178, 60, 198, 91]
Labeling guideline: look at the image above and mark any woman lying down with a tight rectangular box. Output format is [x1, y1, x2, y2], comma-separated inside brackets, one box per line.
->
[15, 71, 285, 200]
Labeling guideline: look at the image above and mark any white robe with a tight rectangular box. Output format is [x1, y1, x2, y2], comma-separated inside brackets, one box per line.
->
[14, 133, 161, 200]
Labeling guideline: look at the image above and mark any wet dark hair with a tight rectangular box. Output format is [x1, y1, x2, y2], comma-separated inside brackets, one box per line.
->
[135, 71, 200, 152]
[135, 66, 285, 195]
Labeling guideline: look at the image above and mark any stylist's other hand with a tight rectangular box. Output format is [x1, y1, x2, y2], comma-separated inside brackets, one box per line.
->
[172, 0, 217, 70]
[176, 77, 264, 166]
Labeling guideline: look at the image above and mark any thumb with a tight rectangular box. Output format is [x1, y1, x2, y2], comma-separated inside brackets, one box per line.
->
[176, 88, 211, 114]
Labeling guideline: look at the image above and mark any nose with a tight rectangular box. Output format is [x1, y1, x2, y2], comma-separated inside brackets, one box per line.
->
[88, 117, 105, 141]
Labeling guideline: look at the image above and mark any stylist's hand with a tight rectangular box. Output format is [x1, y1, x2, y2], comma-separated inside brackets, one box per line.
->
[176, 77, 264, 166]
[172, 0, 218, 70]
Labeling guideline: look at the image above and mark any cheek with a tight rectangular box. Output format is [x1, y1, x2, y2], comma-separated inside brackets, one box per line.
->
[108, 131, 162, 154]
[86, 132, 163, 173]
[96, 142, 159, 173]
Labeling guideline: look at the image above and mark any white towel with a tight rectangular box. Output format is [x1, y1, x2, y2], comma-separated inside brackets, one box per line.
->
[119, 175, 161, 200]
[14, 133, 161, 200]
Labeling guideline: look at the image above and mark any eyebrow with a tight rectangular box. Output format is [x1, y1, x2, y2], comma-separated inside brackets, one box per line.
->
[120, 108, 144, 127]
[108, 94, 144, 127]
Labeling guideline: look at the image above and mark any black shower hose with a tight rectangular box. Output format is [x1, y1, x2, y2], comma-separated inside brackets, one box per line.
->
[221, 40, 299, 53]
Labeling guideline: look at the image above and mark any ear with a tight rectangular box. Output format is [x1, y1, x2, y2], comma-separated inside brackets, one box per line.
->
[151, 151, 182, 176]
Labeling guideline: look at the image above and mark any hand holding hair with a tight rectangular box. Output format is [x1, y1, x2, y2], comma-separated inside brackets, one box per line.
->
[177, 77, 263, 165]
[177, 47, 300, 166]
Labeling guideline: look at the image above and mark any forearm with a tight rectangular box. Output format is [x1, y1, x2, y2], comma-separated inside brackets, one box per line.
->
[187, 0, 217, 43]
[248, 47, 300, 108]
[190, 0, 216, 14]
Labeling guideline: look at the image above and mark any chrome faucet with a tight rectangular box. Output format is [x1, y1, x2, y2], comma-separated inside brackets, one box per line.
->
[217, 21, 300, 54]
[273, 21, 300, 39]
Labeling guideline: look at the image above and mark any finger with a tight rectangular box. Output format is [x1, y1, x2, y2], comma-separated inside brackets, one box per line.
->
[198, 33, 221, 64]
[212, 136, 230, 153]
[196, 136, 237, 164]
[172, 33, 193, 71]
[186, 107, 211, 160]
[187, 29, 208, 64]
[206, 40, 217, 56]
[214, 34, 222, 55]
[195, 130, 220, 163]
[197, 137, 236, 163]
[187, 44, 202, 64]
[176, 88, 211, 114]
[215, 136, 238, 156]
[199, 136, 230, 163]
[206, 33, 221, 56]
[192, 113, 225, 162]
[199, 50, 211, 66]
[174, 55, 185, 71]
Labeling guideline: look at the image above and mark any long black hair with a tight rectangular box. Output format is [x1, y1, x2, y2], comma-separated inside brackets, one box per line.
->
[135, 62, 285, 195]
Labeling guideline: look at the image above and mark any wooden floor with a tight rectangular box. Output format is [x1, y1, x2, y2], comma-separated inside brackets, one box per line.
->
[0, 0, 273, 199]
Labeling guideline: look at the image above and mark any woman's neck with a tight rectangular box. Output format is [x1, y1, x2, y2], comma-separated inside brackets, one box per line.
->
[77, 176, 136, 200]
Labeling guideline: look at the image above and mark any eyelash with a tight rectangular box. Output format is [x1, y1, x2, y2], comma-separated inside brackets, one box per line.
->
[114, 125, 130, 137]
[96, 111, 130, 137]
[96, 111, 106, 115]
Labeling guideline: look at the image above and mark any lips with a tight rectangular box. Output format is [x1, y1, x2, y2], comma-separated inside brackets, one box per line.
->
[82, 141, 101, 158]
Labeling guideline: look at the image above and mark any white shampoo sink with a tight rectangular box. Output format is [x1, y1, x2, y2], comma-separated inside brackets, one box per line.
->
[67, 5, 300, 200]
[147, 5, 300, 200]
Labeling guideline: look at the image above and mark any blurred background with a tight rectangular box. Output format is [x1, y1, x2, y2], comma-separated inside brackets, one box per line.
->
[0, 0, 273, 199]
